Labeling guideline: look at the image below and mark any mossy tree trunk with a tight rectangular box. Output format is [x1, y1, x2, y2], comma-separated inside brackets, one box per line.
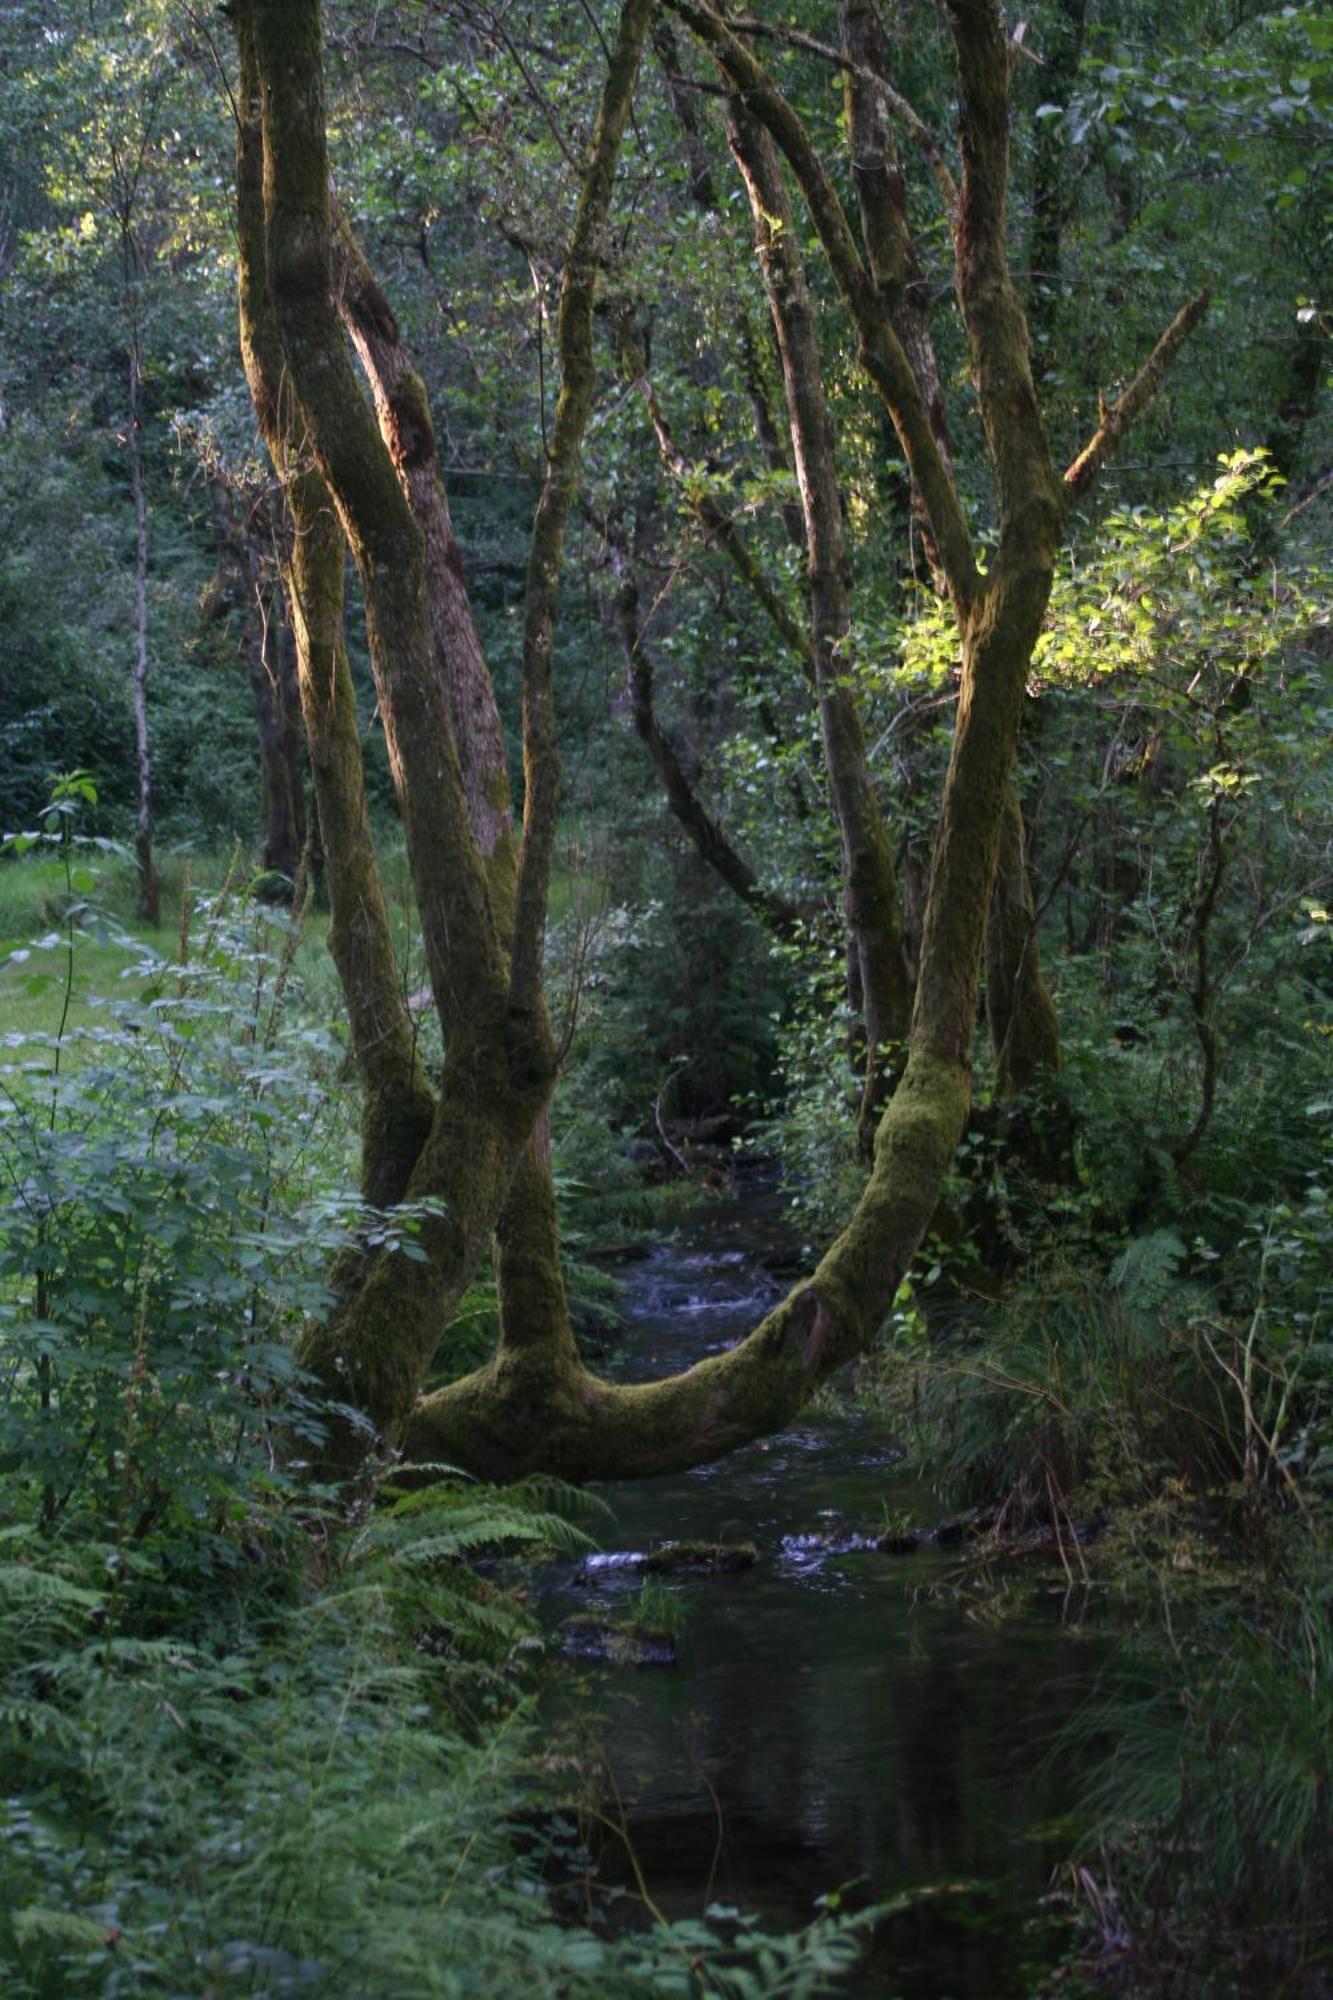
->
[838, 0, 1064, 1105]
[405, 0, 1204, 1480]
[330, 200, 580, 1378]
[234, 0, 653, 1450]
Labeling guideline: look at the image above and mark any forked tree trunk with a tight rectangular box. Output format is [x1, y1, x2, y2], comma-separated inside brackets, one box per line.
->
[235, 0, 1205, 1483]
[235, 0, 653, 1451]
[838, 0, 1063, 1102]
[406, 0, 1070, 1479]
[330, 206, 578, 1378]
[236, 5, 514, 1440]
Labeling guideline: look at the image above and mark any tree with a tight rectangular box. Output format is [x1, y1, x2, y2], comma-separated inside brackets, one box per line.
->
[201, 473, 307, 893]
[232, 0, 1205, 1482]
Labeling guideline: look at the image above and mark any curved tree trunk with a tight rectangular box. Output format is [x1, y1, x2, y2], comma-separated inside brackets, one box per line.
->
[406, 567, 1052, 1479]
[236, 2, 524, 1445]
[615, 550, 803, 940]
[400, 0, 1204, 1482]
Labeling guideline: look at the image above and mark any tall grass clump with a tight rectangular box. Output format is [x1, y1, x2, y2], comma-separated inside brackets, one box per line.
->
[1058, 1580, 1333, 1996]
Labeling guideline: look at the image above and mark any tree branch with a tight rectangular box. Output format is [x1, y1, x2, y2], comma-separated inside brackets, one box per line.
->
[616, 554, 803, 939]
[509, 0, 655, 1022]
[234, 7, 436, 1206]
[723, 11, 959, 215]
[942, 0, 1060, 556]
[1064, 289, 1212, 502]
[250, 0, 510, 1044]
[616, 320, 818, 681]
[669, 0, 980, 611]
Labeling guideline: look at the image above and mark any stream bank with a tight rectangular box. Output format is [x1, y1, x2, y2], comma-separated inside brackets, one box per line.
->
[542, 1165, 1102, 1997]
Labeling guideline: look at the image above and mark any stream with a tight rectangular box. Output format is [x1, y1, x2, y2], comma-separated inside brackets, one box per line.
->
[541, 1165, 1102, 1998]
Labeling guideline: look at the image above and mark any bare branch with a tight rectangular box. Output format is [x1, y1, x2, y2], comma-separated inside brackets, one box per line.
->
[616, 323, 818, 680]
[1064, 290, 1213, 502]
[616, 553, 803, 939]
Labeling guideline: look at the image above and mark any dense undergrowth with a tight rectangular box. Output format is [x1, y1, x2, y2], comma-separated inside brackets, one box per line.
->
[0, 821, 870, 1999]
[849, 962, 1332, 1992]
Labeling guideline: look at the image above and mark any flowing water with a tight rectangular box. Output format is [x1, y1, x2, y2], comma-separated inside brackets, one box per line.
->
[542, 1166, 1100, 1997]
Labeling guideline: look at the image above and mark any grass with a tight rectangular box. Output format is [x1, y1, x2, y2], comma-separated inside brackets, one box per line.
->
[0, 846, 335, 1045]
[1055, 1577, 1333, 1995]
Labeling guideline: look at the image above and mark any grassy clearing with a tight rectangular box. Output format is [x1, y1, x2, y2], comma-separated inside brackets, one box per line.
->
[0, 846, 335, 1045]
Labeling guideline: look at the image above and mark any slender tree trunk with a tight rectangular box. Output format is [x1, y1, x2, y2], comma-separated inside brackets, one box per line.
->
[126, 339, 159, 925]
[235, 4, 518, 1445]
[727, 101, 914, 1151]
[616, 550, 802, 938]
[247, 553, 306, 892]
[208, 479, 307, 893]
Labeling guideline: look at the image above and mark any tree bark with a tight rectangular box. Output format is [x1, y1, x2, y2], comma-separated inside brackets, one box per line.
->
[331, 213, 518, 902]
[235, 0, 653, 1448]
[839, 0, 1064, 1098]
[331, 213, 578, 1381]
[236, 3, 518, 1440]
[984, 783, 1063, 1098]
[407, 0, 1069, 1479]
[126, 338, 159, 925]
[727, 100, 914, 1151]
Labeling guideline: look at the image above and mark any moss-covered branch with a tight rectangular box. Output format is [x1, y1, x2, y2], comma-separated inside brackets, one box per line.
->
[942, 0, 1060, 561]
[234, 10, 435, 1210]
[509, 0, 656, 1022]
[332, 209, 518, 901]
[250, 0, 510, 1050]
